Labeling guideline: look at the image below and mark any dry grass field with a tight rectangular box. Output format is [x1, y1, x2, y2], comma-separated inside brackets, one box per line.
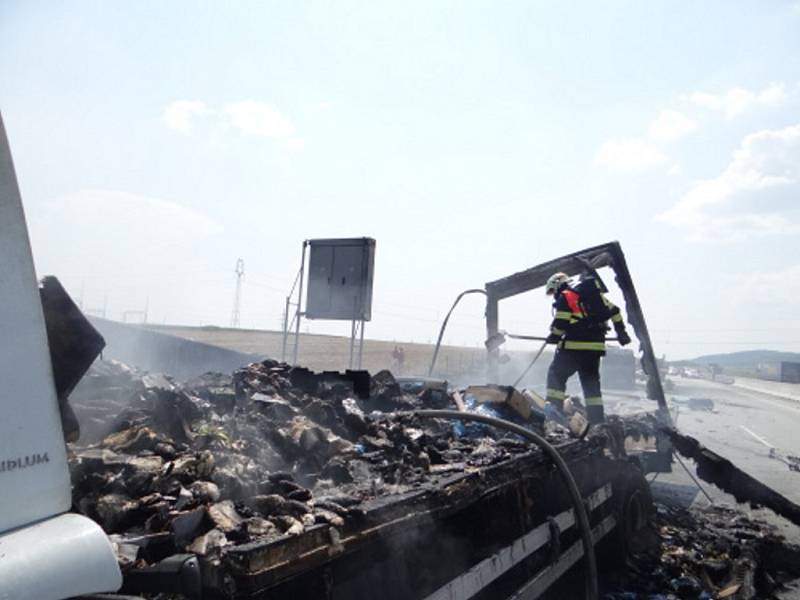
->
[144, 324, 492, 380]
[139, 325, 641, 391]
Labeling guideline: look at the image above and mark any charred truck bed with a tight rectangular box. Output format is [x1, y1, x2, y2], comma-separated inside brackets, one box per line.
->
[67, 359, 648, 600]
[205, 442, 629, 599]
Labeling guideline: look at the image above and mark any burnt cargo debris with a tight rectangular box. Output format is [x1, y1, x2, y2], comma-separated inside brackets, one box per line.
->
[67, 359, 638, 599]
[66, 359, 800, 600]
[605, 502, 800, 600]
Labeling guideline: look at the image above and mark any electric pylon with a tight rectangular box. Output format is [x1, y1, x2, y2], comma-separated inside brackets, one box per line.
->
[231, 258, 245, 328]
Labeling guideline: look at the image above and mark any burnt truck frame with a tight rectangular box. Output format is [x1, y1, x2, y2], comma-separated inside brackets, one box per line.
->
[484, 241, 673, 473]
[40, 241, 670, 600]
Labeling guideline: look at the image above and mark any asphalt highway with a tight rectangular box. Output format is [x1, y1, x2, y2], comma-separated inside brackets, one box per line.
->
[667, 376, 800, 505]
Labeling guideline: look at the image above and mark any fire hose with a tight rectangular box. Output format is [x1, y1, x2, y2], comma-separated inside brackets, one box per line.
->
[512, 340, 548, 388]
[428, 289, 487, 377]
[394, 409, 599, 600]
[502, 333, 619, 389]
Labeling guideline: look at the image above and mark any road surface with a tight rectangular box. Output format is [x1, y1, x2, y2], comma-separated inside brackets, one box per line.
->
[666, 376, 800, 505]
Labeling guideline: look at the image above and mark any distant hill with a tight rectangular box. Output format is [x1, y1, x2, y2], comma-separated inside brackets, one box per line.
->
[680, 350, 800, 368]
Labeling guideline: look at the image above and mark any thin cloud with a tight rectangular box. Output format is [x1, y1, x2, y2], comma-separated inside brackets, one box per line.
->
[27, 190, 226, 326]
[28, 189, 223, 290]
[162, 100, 301, 151]
[223, 101, 295, 138]
[684, 83, 786, 119]
[594, 138, 668, 172]
[648, 110, 697, 142]
[36, 189, 222, 238]
[732, 263, 800, 309]
[162, 100, 210, 132]
[658, 123, 800, 241]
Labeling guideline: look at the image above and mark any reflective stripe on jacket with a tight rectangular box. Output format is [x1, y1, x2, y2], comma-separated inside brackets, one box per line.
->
[549, 287, 621, 351]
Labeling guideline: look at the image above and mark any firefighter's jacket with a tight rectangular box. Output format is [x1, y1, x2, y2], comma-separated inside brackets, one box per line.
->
[549, 288, 624, 352]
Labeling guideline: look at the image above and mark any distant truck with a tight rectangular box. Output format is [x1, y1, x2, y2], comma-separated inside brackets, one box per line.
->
[758, 361, 800, 384]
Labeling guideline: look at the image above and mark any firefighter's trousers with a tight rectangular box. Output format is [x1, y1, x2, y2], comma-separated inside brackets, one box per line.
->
[545, 348, 605, 424]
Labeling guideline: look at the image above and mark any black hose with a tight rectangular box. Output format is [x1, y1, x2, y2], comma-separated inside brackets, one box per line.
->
[394, 409, 599, 600]
[512, 340, 548, 388]
[428, 289, 487, 377]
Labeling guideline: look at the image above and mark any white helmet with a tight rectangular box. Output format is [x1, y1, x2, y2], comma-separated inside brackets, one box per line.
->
[545, 272, 570, 296]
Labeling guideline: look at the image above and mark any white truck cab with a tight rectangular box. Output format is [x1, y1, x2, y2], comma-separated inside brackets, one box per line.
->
[0, 113, 122, 599]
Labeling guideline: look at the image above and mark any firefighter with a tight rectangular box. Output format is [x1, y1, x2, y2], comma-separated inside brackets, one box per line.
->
[543, 272, 631, 425]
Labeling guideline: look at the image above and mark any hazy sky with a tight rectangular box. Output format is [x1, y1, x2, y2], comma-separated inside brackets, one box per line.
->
[2, 1, 800, 359]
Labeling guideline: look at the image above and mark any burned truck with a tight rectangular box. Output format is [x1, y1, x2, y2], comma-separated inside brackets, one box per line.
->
[55, 244, 674, 600]
[59, 245, 800, 599]
[1, 103, 654, 600]
[4, 104, 800, 600]
[61, 358, 650, 600]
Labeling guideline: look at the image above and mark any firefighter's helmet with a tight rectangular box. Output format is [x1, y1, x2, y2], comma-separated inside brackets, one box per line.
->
[545, 272, 570, 296]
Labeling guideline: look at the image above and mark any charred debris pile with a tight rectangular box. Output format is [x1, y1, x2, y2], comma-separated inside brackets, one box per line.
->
[68, 360, 566, 570]
[66, 359, 800, 599]
[607, 503, 800, 600]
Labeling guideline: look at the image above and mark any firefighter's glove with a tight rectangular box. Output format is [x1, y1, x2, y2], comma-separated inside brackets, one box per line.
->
[616, 330, 632, 346]
[545, 333, 562, 345]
